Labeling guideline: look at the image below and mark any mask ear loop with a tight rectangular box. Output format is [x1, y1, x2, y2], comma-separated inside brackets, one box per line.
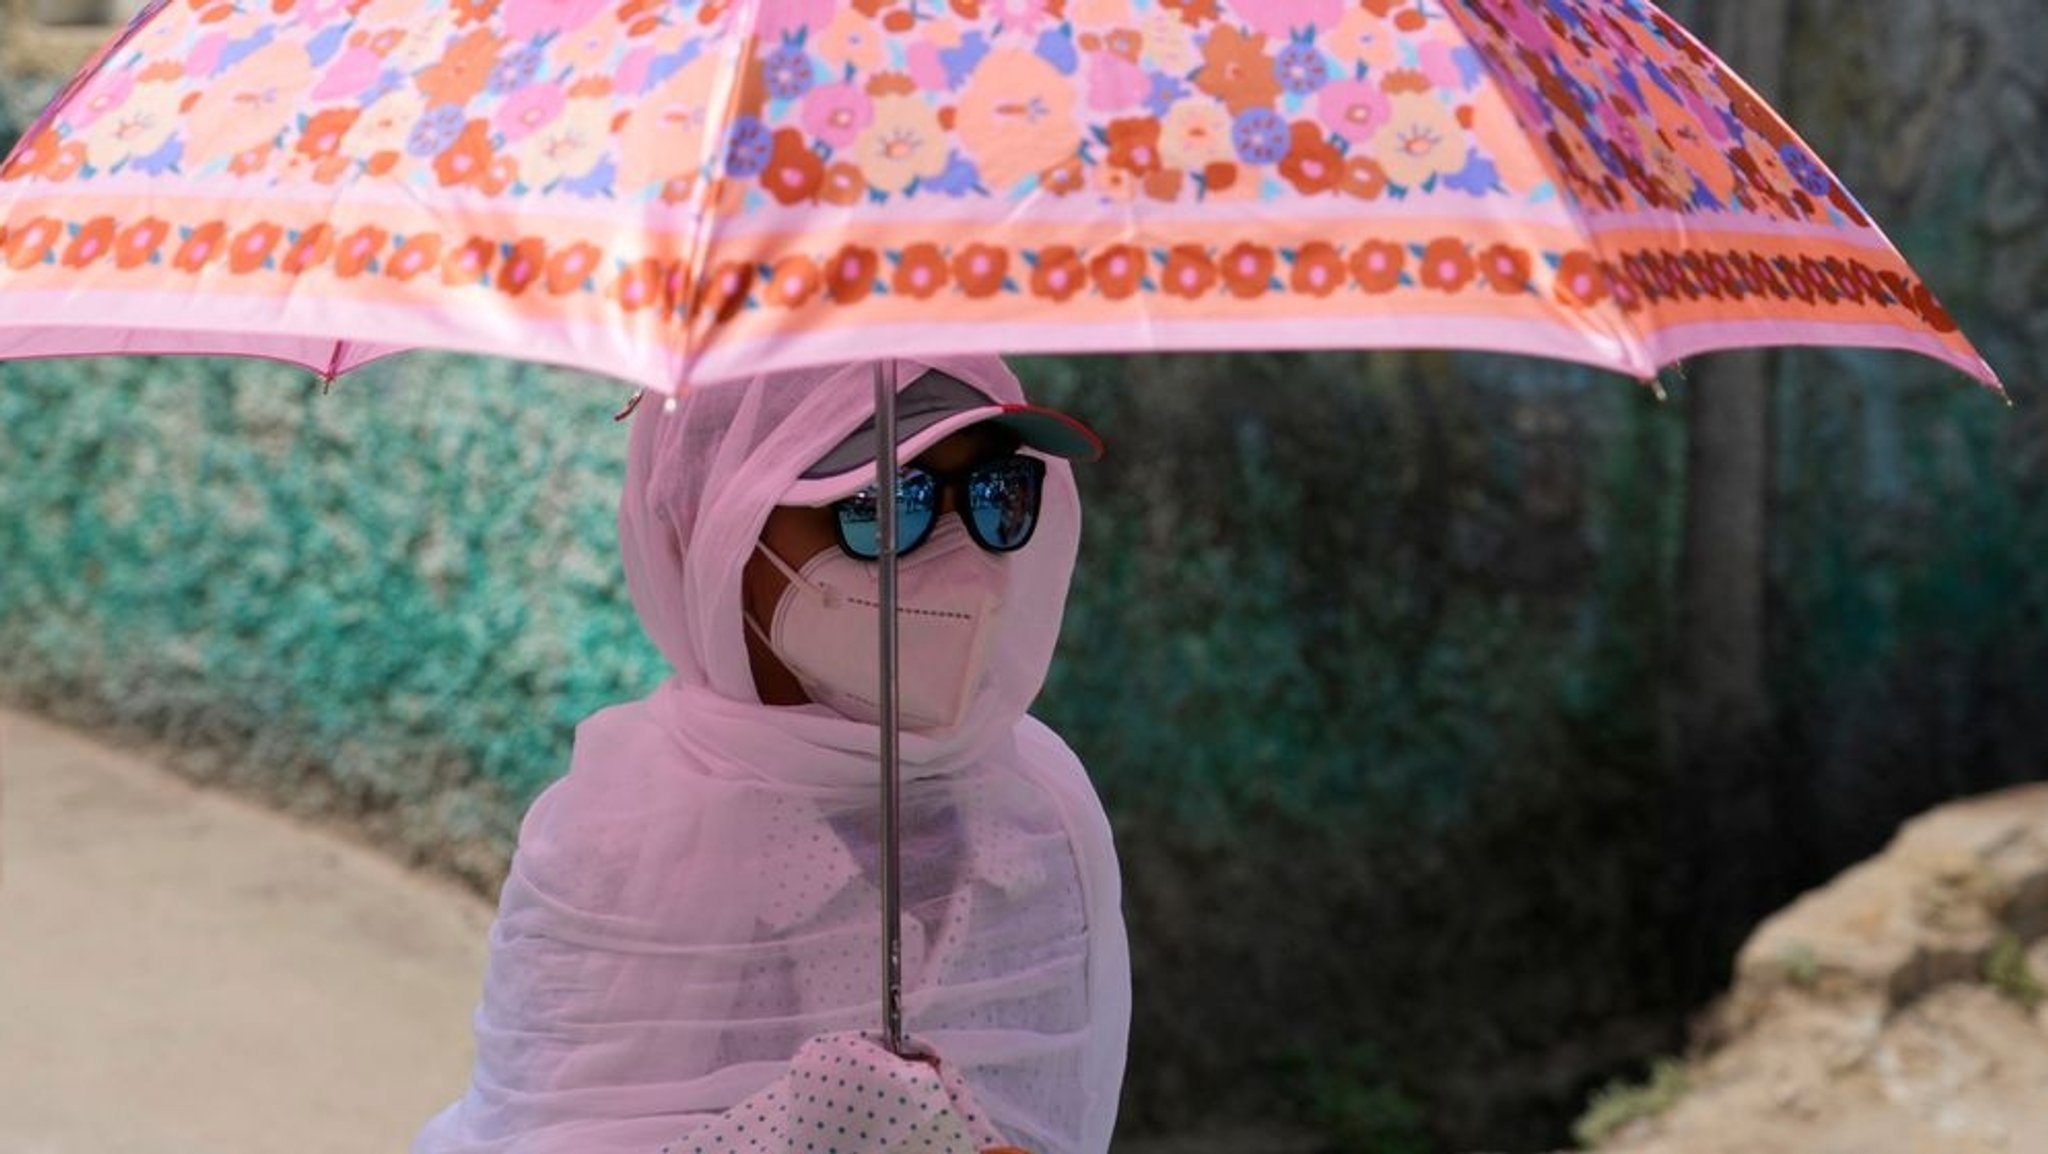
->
[752, 540, 842, 607]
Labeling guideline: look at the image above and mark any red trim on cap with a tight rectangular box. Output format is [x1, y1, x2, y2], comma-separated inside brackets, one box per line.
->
[1001, 403, 1107, 461]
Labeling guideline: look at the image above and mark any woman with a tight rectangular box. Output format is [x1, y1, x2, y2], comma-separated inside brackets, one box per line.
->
[415, 357, 1130, 1154]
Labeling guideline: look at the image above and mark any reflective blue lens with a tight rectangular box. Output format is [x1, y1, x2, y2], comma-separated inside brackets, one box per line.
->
[965, 457, 1044, 552]
[835, 471, 938, 560]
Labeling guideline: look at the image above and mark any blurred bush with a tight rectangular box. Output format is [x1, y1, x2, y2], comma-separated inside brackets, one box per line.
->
[0, 355, 666, 881]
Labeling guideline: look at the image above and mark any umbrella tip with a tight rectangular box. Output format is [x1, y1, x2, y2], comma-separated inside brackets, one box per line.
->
[612, 389, 681, 421]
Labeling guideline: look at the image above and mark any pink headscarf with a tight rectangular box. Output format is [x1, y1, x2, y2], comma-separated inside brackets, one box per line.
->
[415, 357, 1130, 1154]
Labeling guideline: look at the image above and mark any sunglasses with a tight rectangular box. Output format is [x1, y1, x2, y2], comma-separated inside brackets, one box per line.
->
[832, 455, 1047, 560]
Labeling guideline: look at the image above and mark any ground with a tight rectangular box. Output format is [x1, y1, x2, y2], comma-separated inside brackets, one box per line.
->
[0, 706, 491, 1154]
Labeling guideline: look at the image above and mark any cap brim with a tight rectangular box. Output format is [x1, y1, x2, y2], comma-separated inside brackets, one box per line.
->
[783, 404, 1103, 507]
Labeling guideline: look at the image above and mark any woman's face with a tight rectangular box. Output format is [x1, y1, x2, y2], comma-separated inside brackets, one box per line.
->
[742, 423, 1019, 705]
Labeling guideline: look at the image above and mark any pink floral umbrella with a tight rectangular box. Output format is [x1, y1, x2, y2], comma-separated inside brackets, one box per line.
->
[0, 0, 2001, 392]
[0, 0, 2007, 1061]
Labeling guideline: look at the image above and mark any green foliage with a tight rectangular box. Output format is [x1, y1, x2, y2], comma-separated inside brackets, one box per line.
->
[1025, 352, 1673, 835]
[0, 353, 667, 827]
[1283, 1044, 1436, 1154]
[1985, 934, 2044, 1011]
[1571, 1058, 1689, 1149]
[1779, 943, 1822, 990]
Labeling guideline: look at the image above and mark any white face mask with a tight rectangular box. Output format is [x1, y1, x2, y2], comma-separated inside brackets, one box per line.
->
[745, 518, 1009, 731]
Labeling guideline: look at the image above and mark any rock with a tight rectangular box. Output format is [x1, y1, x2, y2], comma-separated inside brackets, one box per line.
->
[1596, 785, 2048, 1154]
[1, 0, 122, 81]
[1730, 785, 2048, 1015]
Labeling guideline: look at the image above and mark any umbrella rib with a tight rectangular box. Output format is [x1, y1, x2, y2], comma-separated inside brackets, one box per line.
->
[1436, 1, 1659, 381]
[670, 0, 767, 390]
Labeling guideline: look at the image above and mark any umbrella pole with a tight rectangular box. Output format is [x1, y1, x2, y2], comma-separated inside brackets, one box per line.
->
[873, 360, 906, 1057]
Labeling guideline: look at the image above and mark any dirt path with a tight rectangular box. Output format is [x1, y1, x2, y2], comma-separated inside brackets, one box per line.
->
[0, 706, 495, 1154]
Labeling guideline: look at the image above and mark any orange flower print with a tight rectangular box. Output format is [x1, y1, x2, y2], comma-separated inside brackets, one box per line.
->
[865, 70, 917, 97]
[1093, 165, 1137, 201]
[1193, 26, 1280, 115]
[334, 225, 390, 278]
[614, 257, 673, 313]
[1913, 281, 1958, 334]
[1479, 243, 1530, 294]
[5, 216, 61, 269]
[820, 161, 866, 205]
[172, 221, 229, 273]
[1605, 259, 1644, 313]
[475, 155, 518, 197]
[297, 108, 359, 159]
[826, 244, 881, 304]
[385, 232, 443, 281]
[1278, 122, 1341, 196]
[1029, 245, 1087, 302]
[1289, 241, 1346, 298]
[5, 131, 85, 182]
[228, 221, 283, 274]
[450, 0, 497, 26]
[952, 243, 1009, 299]
[282, 224, 335, 275]
[1553, 250, 1608, 307]
[763, 129, 825, 206]
[434, 120, 496, 188]
[1089, 243, 1144, 299]
[483, 237, 540, 294]
[1201, 161, 1239, 194]
[228, 144, 273, 177]
[1041, 156, 1087, 196]
[61, 216, 118, 269]
[416, 28, 503, 107]
[112, 217, 170, 269]
[700, 259, 754, 323]
[1160, 244, 1216, 299]
[1847, 260, 1889, 306]
[545, 241, 601, 295]
[1143, 168, 1185, 202]
[892, 243, 949, 299]
[1160, 0, 1219, 26]
[1338, 155, 1389, 200]
[1350, 239, 1404, 293]
[1218, 242, 1275, 298]
[1418, 238, 1474, 292]
[1104, 117, 1163, 175]
[767, 254, 821, 307]
[441, 236, 495, 285]
[0, 130, 58, 182]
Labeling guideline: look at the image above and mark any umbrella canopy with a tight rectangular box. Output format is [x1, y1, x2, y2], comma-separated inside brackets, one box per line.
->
[0, 0, 2001, 393]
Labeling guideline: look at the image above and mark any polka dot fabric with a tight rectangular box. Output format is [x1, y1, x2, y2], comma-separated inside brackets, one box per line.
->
[660, 1032, 1004, 1154]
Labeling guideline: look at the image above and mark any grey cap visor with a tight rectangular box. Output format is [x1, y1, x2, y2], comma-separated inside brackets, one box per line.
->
[781, 370, 1102, 507]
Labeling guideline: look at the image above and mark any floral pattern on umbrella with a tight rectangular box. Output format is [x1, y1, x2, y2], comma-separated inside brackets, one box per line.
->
[0, 0, 1997, 391]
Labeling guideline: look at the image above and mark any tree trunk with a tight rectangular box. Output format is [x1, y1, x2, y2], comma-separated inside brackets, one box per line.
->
[1666, 0, 1792, 988]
